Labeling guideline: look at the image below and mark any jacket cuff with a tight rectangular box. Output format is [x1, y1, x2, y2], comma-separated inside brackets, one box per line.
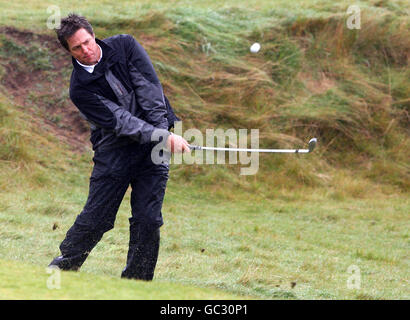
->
[151, 128, 171, 146]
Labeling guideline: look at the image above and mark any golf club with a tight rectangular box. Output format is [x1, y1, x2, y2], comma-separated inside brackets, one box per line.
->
[189, 138, 317, 153]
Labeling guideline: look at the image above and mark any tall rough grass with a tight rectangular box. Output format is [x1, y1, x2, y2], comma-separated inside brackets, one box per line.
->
[0, 2, 409, 197]
[0, 94, 86, 192]
[0, 0, 409, 300]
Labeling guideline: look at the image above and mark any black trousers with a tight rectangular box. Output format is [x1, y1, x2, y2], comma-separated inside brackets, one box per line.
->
[51, 142, 169, 281]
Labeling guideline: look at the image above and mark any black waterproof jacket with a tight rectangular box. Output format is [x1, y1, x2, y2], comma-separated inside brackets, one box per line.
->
[69, 34, 179, 151]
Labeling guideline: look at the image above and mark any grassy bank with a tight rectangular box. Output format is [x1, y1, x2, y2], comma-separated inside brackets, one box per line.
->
[0, 152, 408, 299]
[0, 0, 409, 299]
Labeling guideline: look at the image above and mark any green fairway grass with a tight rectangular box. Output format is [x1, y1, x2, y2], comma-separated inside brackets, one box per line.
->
[0, 259, 249, 299]
[0, 174, 408, 299]
[0, 0, 409, 299]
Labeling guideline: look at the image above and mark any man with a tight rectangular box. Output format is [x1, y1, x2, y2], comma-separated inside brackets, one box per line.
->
[49, 13, 190, 281]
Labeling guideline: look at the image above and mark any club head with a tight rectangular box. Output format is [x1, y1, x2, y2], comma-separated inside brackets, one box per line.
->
[308, 138, 317, 153]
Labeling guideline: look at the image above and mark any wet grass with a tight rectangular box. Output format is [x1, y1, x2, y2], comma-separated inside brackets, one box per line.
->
[0, 0, 409, 299]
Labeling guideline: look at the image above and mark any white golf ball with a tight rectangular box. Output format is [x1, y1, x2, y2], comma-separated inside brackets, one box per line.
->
[250, 42, 261, 53]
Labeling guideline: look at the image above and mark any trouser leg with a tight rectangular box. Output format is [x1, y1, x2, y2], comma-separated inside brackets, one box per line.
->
[121, 222, 160, 280]
[50, 174, 130, 271]
[121, 162, 169, 280]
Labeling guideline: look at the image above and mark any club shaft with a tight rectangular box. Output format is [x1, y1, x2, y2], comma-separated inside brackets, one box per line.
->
[189, 146, 310, 153]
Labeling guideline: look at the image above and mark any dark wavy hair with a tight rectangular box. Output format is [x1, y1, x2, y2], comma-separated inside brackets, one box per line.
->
[55, 13, 94, 51]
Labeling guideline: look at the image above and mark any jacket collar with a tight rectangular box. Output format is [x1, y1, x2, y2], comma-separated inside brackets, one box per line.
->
[71, 38, 120, 85]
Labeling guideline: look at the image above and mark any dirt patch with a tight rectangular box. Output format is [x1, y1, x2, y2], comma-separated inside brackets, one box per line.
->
[138, 34, 158, 48]
[299, 71, 335, 94]
[0, 26, 91, 153]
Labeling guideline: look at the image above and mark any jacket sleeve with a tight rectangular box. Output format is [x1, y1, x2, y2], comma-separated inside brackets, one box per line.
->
[70, 87, 170, 145]
[124, 35, 169, 130]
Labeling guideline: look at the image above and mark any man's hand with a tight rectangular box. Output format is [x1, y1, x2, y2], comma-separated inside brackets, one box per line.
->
[166, 133, 191, 153]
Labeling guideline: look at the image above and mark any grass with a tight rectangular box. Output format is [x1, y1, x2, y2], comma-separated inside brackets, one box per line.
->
[0, 0, 409, 299]
[0, 172, 408, 299]
[0, 259, 248, 299]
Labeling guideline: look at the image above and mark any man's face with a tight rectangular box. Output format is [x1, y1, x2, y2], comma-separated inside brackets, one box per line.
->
[66, 28, 100, 65]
